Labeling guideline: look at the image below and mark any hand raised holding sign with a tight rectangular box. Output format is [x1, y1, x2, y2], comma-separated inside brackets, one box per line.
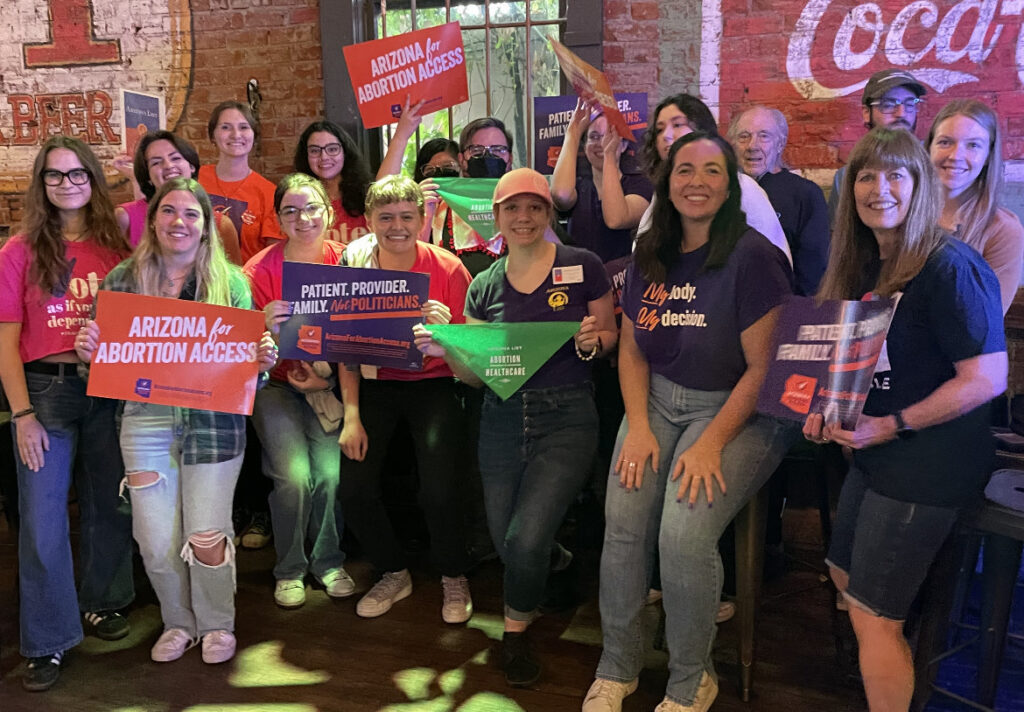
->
[264, 300, 291, 337]
[75, 320, 101, 363]
[256, 331, 279, 373]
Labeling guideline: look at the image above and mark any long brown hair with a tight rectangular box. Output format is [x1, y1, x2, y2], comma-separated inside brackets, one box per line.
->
[818, 128, 945, 300]
[926, 99, 1002, 252]
[20, 136, 127, 294]
[131, 178, 237, 306]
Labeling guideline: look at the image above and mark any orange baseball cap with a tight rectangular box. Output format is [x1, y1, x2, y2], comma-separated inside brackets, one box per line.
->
[493, 168, 553, 207]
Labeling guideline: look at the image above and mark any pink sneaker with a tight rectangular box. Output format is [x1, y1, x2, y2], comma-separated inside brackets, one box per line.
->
[151, 628, 197, 662]
[201, 630, 236, 664]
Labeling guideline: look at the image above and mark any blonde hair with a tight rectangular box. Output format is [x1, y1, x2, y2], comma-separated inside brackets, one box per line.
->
[132, 178, 238, 306]
[926, 99, 1002, 252]
[365, 175, 424, 216]
[819, 128, 945, 299]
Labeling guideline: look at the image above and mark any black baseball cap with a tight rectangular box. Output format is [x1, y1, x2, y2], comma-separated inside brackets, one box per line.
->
[862, 70, 927, 105]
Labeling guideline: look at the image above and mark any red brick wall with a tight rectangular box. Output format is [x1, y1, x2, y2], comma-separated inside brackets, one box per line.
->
[0, 0, 324, 234]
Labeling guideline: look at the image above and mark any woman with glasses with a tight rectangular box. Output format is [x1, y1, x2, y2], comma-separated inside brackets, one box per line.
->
[115, 130, 241, 263]
[551, 99, 653, 262]
[75, 177, 278, 665]
[243, 173, 355, 609]
[294, 120, 374, 246]
[198, 100, 283, 263]
[0, 136, 134, 691]
[926, 99, 1024, 313]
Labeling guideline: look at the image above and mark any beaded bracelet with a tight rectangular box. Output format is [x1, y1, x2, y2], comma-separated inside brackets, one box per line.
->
[575, 336, 601, 361]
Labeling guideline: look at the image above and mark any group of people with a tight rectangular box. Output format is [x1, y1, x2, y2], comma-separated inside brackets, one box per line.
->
[0, 66, 1017, 712]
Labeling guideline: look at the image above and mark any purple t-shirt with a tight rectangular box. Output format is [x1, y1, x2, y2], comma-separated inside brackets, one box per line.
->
[622, 228, 792, 391]
[566, 168, 654, 262]
[466, 243, 612, 391]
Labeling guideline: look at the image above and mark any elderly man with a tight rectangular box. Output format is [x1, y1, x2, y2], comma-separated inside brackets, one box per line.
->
[729, 105, 830, 295]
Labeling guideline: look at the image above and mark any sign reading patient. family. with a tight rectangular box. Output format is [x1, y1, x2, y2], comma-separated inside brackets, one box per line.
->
[342, 22, 468, 129]
[757, 296, 895, 429]
[279, 262, 428, 370]
[86, 291, 266, 415]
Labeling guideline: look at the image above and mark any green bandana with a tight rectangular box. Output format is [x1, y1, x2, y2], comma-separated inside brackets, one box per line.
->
[433, 178, 499, 241]
[428, 322, 580, 399]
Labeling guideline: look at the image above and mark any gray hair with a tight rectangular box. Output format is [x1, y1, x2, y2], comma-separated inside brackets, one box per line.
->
[727, 105, 790, 170]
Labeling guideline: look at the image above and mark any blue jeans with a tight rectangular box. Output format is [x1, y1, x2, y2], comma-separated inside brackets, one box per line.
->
[14, 369, 134, 657]
[596, 373, 794, 704]
[478, 383, 597, 620]
[252, 380, 343, 580]
[120, 403, 242, 636]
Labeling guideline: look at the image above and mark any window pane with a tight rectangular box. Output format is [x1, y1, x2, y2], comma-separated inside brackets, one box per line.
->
[408, 6, 449, 29]
[452, 27, 491, 144]
[491, 2, 526, 24]
[488, 25, 529, 168]
[530, 0, 563, 21]
[377, 8, 413, 37]
[449, 2, 485, 27]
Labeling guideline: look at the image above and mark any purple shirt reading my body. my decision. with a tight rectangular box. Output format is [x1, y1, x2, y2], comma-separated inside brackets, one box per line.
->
[621, 228, 792, 392]
[466, 243, 612, 391]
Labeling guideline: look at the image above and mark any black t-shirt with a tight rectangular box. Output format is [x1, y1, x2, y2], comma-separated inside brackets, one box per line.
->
[855, 238, 1006, 506]
[757, 170, 830, 296]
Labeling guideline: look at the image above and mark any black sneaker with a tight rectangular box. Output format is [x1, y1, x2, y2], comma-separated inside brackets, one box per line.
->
[83, 610, 130, 641]
[502, 631, 540, 688]
[23, 651, 65, 692]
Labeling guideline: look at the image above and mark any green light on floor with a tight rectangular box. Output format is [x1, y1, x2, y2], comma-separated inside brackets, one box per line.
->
[393, 667, 437, 700]
[456, 693, 526, 711]
[183, 706, 319, 712]
[228, 641, 331, 688]
[465, 613, 504, 641]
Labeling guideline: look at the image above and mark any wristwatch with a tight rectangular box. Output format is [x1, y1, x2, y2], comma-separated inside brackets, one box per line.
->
[893, 410, 915, 440]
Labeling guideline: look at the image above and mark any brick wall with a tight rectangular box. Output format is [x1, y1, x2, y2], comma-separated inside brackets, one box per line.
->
[0, 0, 324, 235]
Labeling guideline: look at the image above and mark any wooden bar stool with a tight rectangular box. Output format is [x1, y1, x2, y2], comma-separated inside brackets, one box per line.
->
[733, 483, 770, 702]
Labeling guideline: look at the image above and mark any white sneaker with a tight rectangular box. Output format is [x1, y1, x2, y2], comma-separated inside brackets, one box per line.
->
[274, 578, 306, 609]
[441, 575, 473, 624]
[201, 630, 236, 664]
[653, 671, 719, 712]
[150, 628, 197, 662]
[356, 569, 412, 618]
[581, 677, 638, 711]
[318, 568, 356, 598]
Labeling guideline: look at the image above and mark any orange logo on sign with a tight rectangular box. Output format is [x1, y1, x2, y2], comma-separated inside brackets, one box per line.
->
[780, 373, 816, 415]
[297, 325, 323, 356]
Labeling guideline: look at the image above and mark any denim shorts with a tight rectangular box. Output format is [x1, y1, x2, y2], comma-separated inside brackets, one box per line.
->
[826, 466, 959, 621]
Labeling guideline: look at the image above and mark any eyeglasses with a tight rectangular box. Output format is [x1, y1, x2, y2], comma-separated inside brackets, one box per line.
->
[869, 97, 923, 114]
[42, 169, 90, 186]
[464, 144, 510, 159]
[307, 143, 343, 158]
[279, 204, 326, 221]
[421, 162, 461, 178]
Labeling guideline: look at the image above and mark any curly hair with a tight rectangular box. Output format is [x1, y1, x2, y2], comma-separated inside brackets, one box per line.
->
[293, 120, 372, 218]
[20, 136, 128, 294]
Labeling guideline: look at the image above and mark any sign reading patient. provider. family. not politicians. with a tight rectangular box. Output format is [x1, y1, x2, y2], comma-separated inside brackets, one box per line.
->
[343, 22, 468, 129]
[279, 262, 429, 370]
[87, 291, 266, 415]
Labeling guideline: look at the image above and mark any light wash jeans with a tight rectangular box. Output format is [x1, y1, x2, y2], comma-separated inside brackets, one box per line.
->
[14, 369, 134, 657]
[596, 373, 794, 705]
[251, 380, 343, 581]
[120, 403, 241, 637]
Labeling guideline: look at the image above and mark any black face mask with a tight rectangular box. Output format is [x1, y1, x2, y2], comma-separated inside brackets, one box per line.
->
[430, 166, 461, 179]
[466, 154, 508, 178]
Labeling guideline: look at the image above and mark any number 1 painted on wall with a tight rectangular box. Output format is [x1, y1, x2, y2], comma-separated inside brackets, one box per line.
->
[23, 0, 121, 67]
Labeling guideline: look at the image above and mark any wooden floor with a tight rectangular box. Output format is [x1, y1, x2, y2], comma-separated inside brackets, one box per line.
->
[0, 507, 873, 712]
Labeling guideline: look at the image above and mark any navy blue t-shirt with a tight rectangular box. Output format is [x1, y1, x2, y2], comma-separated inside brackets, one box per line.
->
[465, 243, 611, 391]
[566, 166, 654, 262]
[855, 238, 1005, 506]
[621, 228, 792, 391]
[757, 170, 830, 296]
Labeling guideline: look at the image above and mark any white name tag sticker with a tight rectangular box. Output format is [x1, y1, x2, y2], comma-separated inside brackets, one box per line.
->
[552, 265, 583, 284]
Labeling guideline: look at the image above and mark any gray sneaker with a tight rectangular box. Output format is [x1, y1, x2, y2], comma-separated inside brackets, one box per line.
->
[356, 569, 412, 618]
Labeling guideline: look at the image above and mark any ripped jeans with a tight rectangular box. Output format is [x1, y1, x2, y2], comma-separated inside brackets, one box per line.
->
[120, 403, 242, 637]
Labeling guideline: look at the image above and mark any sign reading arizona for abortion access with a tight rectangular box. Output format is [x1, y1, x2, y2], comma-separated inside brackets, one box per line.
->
[702, 0, 1024, 165]
[87, 291, 265, 415]
[343, 22, 468, 129]
[1, 0, 192, 192]
[279, 262, 429, 370]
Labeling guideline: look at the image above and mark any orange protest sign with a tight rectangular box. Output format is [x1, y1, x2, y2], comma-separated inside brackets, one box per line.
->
[86, 291, 265, 415]
[343, 22, 468, 129]
[548, 37, 632, 141]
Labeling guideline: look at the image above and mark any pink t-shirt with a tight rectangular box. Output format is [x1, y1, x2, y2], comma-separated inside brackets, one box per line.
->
[244, 239, 345, 382]
[0, 234, 126, 363]
[119, 198, 148, 248]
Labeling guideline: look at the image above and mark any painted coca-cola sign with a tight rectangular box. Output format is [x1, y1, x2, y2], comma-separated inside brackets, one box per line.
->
[703, 0, 1024, 166]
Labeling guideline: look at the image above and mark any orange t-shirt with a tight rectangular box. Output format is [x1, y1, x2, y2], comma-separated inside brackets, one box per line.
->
[199, 165, 284, 262]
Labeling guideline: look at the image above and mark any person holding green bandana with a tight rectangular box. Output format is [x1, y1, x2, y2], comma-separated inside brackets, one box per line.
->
[415, 167, 617, 687]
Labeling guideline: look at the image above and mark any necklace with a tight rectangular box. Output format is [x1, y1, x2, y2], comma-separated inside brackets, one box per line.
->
[210, 165, 251, 203]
